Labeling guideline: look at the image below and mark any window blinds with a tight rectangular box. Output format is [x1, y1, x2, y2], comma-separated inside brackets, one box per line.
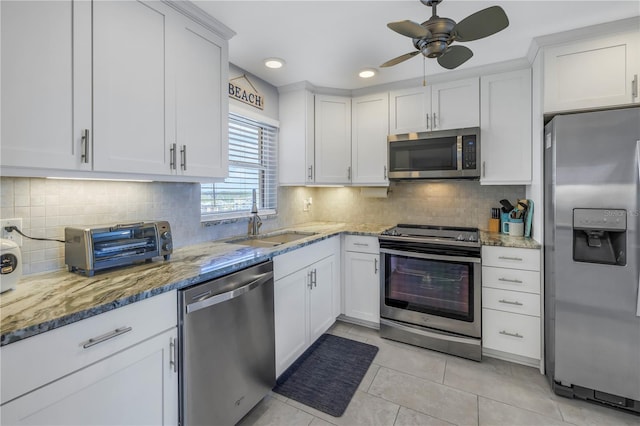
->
[201, 114, 278, 217]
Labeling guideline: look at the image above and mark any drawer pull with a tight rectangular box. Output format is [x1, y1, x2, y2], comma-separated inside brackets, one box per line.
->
[353, 242, 369, 247]
[82, 326, 133, 349]
[499, 299, 523, 306]
[498, 256, 523, 261]
[498, 277, 523, 284]
[499, 330, 523, 338]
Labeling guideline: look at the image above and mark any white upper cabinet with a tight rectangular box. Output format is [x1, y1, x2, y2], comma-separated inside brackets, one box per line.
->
[389, 77, 479, 134]
[544, 30, 640, 113]
[351, 93, 389, 186]
[480, 68, 532, 185]
[278, 89, 315, 185]
[92, 0, 171, 175]
[173, 16, 228, 179]
[431, 78, 480, 131]
[314, 95, 352, 184]
[1, 0, 91, 171]
[1, 0, 230, 181]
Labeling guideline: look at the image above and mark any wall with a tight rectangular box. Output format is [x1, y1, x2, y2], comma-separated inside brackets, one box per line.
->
[229, 63, 279, 121]
[0, 177, 315, 275]
[312, 182, 525, 229]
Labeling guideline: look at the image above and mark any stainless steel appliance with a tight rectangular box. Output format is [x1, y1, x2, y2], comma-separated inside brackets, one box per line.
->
[179, 261, 275, 426]
[379, 225, 482, 360]
[64, 221, 172, 276]
[388, 127, 480, 179]
[544, 107, 640, 413]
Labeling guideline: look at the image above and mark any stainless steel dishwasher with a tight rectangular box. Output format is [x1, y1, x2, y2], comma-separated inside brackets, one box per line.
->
[179, 261, 275, 426]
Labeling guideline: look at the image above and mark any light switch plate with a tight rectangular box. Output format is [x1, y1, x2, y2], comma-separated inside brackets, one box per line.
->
[1, 218, 23, 246]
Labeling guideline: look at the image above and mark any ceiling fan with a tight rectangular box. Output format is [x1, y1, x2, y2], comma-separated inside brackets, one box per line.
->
[381, 0, 509, 70]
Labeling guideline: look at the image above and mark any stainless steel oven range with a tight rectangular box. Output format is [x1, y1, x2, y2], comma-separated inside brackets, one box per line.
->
[379, 224, 482, 361]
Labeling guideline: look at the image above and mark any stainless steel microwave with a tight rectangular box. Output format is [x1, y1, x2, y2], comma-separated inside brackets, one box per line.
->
[388, 127, 480, 179]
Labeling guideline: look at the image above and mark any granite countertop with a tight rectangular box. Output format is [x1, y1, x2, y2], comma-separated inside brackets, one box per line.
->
[0, 222, 392, 346]
[479, 231, 541, 249]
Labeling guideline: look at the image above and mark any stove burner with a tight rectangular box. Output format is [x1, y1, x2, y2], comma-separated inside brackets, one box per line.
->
[380, 224, 480, 247]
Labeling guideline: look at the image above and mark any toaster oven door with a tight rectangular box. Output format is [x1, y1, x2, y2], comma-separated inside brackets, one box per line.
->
[91, 223, 160, 270]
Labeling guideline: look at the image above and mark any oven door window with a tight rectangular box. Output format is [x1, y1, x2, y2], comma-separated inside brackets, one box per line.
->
[384, 253, 474, 322]
[389, 137, 457, 172]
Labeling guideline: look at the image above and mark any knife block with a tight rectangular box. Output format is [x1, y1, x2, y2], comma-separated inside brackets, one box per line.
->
[488, 218, 500, 233]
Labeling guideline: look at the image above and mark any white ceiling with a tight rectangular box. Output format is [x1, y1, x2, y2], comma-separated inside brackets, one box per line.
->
[195, 0, 640, 90]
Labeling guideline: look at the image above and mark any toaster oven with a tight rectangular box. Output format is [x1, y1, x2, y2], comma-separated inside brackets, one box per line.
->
[65, 221, 172, 276]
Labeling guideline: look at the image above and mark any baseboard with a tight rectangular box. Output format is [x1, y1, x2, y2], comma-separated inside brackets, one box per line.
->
[482, 347, 541, 369]
[336, 315, 380, 330]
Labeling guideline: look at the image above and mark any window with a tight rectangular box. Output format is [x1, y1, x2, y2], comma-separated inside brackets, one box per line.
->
[201, 113, 278, 220]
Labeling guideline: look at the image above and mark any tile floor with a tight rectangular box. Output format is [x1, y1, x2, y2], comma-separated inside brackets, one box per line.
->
[238, 321, 640, 426]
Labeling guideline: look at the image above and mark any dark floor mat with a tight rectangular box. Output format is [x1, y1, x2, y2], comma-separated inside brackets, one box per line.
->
[273, 333, 379, 417]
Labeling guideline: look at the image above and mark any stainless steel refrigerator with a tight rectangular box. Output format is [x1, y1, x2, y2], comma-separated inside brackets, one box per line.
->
[544, 107, 640, 413]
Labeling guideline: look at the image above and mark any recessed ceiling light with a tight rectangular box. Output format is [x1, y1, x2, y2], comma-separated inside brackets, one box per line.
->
[264, 58, 285, 69]
[358, 68, 377, 79]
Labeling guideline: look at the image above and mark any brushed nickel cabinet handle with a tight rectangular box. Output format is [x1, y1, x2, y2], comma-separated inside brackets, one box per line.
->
[180, 145, 187, 171]
[482, 161, 486, 177]
[499, 299, 523, 306]
[81, 129, 90, 163]
[433, 113, 438, 129]
[499, 330, 523, 338]
[170, 143, 177, 170]
[347, 166, 352, 181]
[498, 277, 524, 284]
[426, 114, 430, 130]
[82, 326, 132, 349]
[498, 256, 523, 261]
[374, 258, 378, 274]
[170, 337, 177, 372]
[384, 165, 387, 180]
[308, 165, 313, 180]
[308, 271, 313, 289]
[632, 74, 638, 99]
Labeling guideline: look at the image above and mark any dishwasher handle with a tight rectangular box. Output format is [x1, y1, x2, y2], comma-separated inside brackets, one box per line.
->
[185, 271, 272, 314]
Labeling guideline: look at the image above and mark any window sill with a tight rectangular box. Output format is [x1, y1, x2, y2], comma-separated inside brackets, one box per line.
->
[201, 210, 277, 226]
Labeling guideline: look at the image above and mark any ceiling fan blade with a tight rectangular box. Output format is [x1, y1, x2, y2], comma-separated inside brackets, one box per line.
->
[387, 20, 431, 39]
[437, 45, 473, 69]
[453, 6, 509, 42]
[380, 51, 420, 68]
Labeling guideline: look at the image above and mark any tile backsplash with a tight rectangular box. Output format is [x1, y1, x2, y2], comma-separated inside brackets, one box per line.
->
[0, 177, 524, 275]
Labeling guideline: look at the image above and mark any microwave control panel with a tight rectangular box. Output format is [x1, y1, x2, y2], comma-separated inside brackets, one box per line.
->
[462, 135, 477, 170]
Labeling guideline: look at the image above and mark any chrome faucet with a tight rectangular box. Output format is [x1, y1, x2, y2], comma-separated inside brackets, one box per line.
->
[248, 189, 262, 236]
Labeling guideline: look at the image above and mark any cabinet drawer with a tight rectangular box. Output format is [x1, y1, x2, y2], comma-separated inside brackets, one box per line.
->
[482, 266, 540, 294]
[482, 308, 540, 360]
[1, 290, 177, 404]
[482, 288, 540, 317]
[344, 235, 379, 254]
[274, 236, 339, 280]
[482, 246, 540, 271]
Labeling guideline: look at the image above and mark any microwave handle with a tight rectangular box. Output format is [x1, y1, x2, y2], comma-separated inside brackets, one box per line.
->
[456, 136, 463, 171]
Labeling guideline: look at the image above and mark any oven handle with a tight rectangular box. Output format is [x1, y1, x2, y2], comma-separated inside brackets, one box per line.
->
[380, 248, 481, 264]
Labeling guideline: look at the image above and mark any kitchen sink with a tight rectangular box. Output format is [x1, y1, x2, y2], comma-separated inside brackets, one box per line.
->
[227, 231, 318, 247]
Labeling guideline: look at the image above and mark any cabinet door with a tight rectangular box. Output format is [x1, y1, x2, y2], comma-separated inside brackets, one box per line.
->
[544, 31, 640, 112]
[0, 0, 90, 171]
[92, 0, 171, 175]
[274, 269, 309, 377]
[278, 89, 314, 185]
[480, 68, 532, 185]
[308, 255, 336, 343]
[431, 77, 479, 130]
[344, 251, 380, 324]
[0, 328, 178, 426]
[174, 17, 228, 179]
[389, 86, 430, 134]
[351, 93, 389, 185]
[315, 95, 351, 184]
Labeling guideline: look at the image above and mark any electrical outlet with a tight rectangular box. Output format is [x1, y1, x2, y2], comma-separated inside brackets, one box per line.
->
[1, 218, 23, 246]
[303, 198, 312, 212]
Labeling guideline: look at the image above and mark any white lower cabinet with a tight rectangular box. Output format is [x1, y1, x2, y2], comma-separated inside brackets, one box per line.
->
[273, 237, 340, 377]
[0, 291, 178, 425]
[343, 235, 380, 325]
[481, 246, 542, 367]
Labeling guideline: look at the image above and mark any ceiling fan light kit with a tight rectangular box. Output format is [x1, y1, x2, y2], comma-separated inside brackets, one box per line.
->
[381, 0, 509, 70]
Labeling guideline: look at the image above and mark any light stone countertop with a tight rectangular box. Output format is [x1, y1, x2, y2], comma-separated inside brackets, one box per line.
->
[479, 230, 542, 250]
[0, 222, 392, 346]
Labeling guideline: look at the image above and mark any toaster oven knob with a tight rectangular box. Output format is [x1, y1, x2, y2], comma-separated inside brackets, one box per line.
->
[161, 231, 172, 240]
[162, 242, 172, 252]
